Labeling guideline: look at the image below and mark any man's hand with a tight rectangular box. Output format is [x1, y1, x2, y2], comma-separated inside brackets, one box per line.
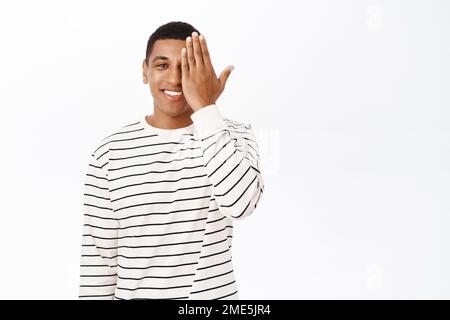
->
[181, 31, 234, 112]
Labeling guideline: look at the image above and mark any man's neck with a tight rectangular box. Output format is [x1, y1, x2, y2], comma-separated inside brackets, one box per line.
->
[146, 109, 194, 129]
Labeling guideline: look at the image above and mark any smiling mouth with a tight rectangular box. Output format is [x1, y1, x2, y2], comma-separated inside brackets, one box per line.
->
[161, 89, 184, 102]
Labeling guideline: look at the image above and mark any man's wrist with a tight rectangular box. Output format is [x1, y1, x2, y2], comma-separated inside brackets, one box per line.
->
[191, 100, 216, 112]
[190, 104, 227, 138]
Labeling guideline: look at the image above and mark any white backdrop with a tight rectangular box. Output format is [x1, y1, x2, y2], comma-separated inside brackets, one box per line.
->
[0, 0, 449, 299]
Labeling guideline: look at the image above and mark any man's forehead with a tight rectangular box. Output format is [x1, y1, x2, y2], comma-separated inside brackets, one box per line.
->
[151, 39, 185, 61]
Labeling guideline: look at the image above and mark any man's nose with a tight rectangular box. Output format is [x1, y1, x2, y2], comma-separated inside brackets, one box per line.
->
[167, 66, 182, 84]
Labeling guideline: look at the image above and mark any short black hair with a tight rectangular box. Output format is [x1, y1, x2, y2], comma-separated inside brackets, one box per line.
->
[145, 21, 201, 62]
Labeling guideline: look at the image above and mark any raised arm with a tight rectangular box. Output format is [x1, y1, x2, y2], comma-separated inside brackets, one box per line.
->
[191, 105, 264, 220]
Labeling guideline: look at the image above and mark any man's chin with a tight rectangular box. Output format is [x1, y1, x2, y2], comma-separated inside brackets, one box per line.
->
[158, 102, 192, 116]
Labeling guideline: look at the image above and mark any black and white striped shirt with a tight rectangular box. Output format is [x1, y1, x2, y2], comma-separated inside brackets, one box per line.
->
[79, 104, 264, 300]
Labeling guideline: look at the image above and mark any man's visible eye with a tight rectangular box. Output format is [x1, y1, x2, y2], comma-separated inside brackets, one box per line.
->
[156, 63, 168, 68]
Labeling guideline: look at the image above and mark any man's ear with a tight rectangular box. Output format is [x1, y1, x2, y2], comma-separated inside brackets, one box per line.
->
[142, 59, 148, 84]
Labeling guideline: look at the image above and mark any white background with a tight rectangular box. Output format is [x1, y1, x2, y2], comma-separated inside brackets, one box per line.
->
[0, 0, 449, 299]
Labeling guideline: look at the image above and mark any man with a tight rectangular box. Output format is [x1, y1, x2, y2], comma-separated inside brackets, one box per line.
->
[79, 21, 264, 300]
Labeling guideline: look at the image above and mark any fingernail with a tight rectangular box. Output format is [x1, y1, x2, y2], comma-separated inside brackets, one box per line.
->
[192, 32, 198, 37]
[230, 66, 235, 71]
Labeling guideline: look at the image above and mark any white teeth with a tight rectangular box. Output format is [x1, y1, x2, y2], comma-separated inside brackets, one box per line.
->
[164, 90, 182, 96]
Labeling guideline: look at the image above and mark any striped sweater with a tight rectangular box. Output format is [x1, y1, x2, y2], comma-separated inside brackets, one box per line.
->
[79, 104, 264, 300]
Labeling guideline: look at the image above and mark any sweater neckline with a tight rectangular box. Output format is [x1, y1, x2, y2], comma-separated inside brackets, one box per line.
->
[141, 116, 195, 135]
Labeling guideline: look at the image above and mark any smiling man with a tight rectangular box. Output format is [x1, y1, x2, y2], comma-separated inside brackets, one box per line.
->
[79, 21, 264, 300]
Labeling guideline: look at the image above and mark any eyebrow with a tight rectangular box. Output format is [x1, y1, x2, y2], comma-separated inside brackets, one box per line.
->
[152, 56, 169, 63]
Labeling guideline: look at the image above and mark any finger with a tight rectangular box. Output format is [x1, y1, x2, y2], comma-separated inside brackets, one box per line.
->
[186, 36, 195, 71]
[191, 32, 204, 69]
[218, 65, 235, 89]
[198, 34, 213, 68]
[181, 48, 189, 78]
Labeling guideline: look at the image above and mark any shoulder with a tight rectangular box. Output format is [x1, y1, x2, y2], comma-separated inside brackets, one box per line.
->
[90, 119, 145, 162]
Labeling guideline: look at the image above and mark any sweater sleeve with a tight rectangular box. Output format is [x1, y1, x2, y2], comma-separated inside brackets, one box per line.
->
[79, 153, 118, 299]
[191, 104, 264, 220]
